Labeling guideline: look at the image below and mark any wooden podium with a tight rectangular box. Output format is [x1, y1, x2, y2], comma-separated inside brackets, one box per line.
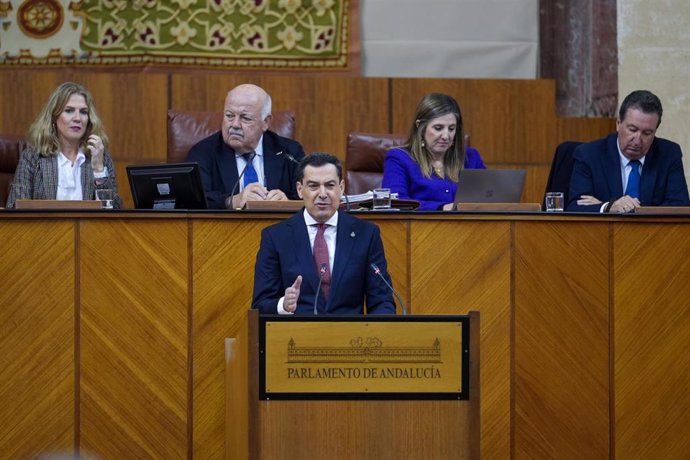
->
[225, 310, 480, 459]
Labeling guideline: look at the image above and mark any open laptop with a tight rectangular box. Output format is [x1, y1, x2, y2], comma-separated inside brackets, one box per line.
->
[454, 169, 526, 203]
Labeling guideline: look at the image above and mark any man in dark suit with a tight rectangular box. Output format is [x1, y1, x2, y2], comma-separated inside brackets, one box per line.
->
[186, 84, 305, 209]
[253, 153, 396, 315]
[567, 90, 689, 213]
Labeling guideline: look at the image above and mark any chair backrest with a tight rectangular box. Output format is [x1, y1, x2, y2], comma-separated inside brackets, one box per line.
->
[345, 132, 472, 195]
[345, 132, 406, 195]
[166, 110, 296, 164]
[543, 140, 583, 210]
[0, 135, 27, 207]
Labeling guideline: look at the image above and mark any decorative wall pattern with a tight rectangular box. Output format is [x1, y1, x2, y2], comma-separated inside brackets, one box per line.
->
[0, 0, 357, 70]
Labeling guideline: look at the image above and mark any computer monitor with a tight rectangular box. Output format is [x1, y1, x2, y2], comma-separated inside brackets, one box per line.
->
[127, 162, 208, 209]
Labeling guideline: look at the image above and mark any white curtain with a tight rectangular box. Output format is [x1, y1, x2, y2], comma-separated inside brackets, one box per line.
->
[361, 0, 539, 78]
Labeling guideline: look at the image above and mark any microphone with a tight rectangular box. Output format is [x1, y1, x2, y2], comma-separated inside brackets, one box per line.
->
[284, 152, 300, 164]
[277, 150, 302, 202]
[343, 193, 351, 212]
[313, 263, 327, 315]
[276, 150, 301, 165]
[228, 152, 257, 209]
[276, 150, 299, 165]
[370, 263, 407, 315]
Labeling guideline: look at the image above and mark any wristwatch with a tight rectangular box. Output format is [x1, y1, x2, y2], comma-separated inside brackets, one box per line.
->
[94, 166, 109, 185]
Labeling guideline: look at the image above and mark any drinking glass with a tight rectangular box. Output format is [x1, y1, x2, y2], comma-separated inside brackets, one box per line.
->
[96, 189, 114, 209]
[372, 188, 392, 210]
[544, 192, 564, 212]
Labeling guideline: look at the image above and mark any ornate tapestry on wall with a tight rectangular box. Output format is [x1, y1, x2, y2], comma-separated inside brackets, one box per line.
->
[0, 0, 360, 72]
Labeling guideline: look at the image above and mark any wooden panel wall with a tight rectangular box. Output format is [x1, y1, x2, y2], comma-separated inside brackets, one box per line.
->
[613, 223, 690, 459]
[0, 71, 168, 162]
[0, 220, 75, 459]
[191, 218, 271, 459]
[2, 213, 690, 459]
[169, 74, 391, 157]
[409, 220, 512, 459]
[514, 221, 610, 459]
[0, 71, 615, 209]
[392, 79, 557, 165]
[79, 219, 189, 458]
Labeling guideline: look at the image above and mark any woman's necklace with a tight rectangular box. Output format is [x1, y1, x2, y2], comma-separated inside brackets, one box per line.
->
[429, 151, 444, 176]
[432, 160, 444, 176]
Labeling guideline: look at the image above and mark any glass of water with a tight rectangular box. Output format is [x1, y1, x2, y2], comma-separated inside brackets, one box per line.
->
[372, 188, 392, 210]
[95, 189, 114, 209]
[544, 192, 564, 212]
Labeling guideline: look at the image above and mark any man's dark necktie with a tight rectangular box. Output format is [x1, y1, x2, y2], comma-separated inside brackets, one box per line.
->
[625, 159, 641, 198]
[242, 152, 258, 187]
[313, 223, 331, 300]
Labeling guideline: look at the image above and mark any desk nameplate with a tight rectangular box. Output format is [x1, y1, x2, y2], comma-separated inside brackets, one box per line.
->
[15, 199, 102, 209]
[244, 200, 303, 211]
[259, 315, 470, 400]
[455, 202, 541, 212]
[635, 206, 690, 215]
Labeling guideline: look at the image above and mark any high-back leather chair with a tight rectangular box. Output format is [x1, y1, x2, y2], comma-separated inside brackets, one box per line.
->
[166, 110, 296, 164]
[0, 135, 27, 207]
[543, 140, 583, 210]
[345, 132, 472, 195]
[345, 132, 406, 195]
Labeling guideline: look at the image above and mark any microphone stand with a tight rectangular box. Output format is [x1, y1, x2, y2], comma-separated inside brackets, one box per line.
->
[370, 263, 407, 315]
[313, 263, 326, 315]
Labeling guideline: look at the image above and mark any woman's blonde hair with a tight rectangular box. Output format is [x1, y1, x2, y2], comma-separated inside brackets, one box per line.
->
[403, 93, 465, 182]
[27, 82, 109, 157]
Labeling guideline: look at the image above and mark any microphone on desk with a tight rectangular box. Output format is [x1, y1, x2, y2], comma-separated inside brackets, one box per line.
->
[276, 150, 301, 165]
[314, 263, 327, 315]
[228, 152, 257, 209]
[343, 193, 351, 212]
[370, 263, 407, 315]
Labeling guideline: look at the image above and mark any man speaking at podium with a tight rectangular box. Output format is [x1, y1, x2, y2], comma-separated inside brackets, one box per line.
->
[252, 153, 396, 315]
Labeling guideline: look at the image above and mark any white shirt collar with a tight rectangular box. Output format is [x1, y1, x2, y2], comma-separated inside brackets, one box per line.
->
[616, 138, 646, 167]
[235, 134, 264, 158]
[303, 208, 339, 228]
[58, 150, 86, 168]
[56, 150, 86, 200]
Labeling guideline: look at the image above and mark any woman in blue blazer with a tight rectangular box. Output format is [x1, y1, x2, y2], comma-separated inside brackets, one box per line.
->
[382, 93, 486, 211]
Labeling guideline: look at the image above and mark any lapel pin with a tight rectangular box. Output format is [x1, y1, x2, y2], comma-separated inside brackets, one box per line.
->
[350, 232, 355, 238]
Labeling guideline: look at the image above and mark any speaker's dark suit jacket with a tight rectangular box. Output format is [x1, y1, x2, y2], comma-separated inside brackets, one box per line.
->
[567, 133, 689, 212]
[186, 130, 305, 209]
[253, 210, 396, 315]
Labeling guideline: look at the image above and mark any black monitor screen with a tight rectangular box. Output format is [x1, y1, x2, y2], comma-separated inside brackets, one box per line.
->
[127, 162, 208, 210]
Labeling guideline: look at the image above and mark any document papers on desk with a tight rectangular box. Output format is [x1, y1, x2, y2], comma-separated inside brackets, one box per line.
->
[341, 190, 398, 204]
